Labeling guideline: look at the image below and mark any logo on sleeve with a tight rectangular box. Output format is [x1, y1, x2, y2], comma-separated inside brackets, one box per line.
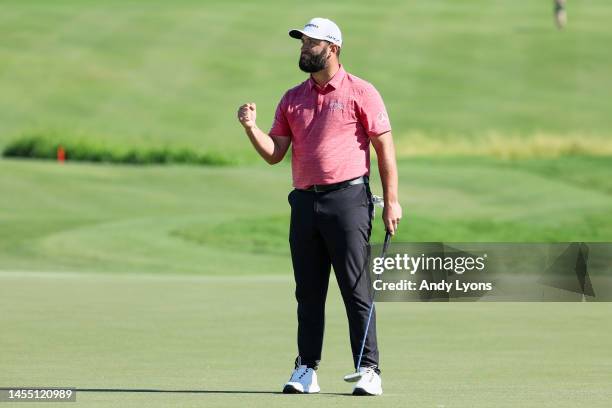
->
[377, 111, 389, 124]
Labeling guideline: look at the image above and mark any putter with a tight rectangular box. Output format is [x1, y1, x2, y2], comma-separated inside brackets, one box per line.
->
[343, 229, 392, 382]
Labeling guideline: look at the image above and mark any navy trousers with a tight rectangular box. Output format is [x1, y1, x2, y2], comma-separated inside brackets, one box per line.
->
[288, 182, 380, 371]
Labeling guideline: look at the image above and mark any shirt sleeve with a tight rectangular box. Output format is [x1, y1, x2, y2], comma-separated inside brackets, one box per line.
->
[269, 92, 292, 138]
[357, 83, 392, 137]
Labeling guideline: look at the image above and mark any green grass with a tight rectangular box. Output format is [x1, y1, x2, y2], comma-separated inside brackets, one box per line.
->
[1, 155, 611, 276]
[1, 1, 611, 406]
[1, 272, 611, 407]
[1, 0, 611, 159]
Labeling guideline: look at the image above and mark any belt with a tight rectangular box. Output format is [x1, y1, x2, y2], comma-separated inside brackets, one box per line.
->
[301, 176, 368, 193]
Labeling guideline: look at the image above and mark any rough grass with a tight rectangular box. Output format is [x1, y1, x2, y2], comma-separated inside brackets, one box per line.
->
[394, 132, 612, 159]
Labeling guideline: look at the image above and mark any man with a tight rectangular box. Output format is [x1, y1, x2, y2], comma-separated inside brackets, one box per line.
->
[237, 17, 401, 396]
[554, 0, 567, 29]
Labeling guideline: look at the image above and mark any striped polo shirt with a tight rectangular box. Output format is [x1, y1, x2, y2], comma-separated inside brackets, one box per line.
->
[269, 64, 392, 189]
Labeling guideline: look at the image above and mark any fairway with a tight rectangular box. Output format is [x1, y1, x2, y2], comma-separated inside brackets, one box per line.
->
[2, 272, 611, 408]
[1, 156, 612, 276]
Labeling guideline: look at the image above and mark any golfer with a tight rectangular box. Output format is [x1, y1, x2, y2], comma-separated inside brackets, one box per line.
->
[237, 17, 401, 396]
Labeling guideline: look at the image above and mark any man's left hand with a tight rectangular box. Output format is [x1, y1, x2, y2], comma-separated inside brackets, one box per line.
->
[383, 200, 402, 235]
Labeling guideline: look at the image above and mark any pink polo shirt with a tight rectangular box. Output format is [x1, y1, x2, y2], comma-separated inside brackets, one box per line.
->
[269, 65, 392, 189]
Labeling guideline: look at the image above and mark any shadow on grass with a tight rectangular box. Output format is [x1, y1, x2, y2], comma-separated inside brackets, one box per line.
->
[76, 388, 351, 396]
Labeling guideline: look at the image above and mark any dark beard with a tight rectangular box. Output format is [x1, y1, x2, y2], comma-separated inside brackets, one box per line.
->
[299, 48, 328, 73]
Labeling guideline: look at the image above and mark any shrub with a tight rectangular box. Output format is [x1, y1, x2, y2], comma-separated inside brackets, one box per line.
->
[2, 134, 235, 166]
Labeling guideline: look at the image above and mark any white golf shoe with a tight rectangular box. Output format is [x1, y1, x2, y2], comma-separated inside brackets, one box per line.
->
[352, 367, 383, 396]
[282, 364, 320, 394]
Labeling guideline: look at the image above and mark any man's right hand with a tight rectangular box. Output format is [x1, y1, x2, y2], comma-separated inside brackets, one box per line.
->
[237, 102, 290, 165]
[237, 103, 257, 130]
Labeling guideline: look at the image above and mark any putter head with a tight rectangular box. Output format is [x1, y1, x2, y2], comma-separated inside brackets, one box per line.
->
[343, 371, 364, 383]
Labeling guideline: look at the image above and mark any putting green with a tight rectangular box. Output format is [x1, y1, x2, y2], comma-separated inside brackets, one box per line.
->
[1, 272, 611, 407]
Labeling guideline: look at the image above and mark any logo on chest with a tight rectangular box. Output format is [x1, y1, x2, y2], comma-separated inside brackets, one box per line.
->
[328, 100, 345, 111]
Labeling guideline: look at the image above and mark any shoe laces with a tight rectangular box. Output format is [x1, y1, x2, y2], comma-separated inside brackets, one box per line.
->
[291, 365, 310, 381]
[360, 366, 378, 381]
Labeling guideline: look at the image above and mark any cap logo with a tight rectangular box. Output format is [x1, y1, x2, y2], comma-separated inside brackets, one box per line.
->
[305, 23, 319, 29]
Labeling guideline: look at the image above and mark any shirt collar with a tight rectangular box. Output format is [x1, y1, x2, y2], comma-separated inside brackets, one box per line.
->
[309, 64, 346, 91]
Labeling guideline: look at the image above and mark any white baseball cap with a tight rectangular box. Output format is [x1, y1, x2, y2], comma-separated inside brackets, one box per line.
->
[289, 17, 342, 47]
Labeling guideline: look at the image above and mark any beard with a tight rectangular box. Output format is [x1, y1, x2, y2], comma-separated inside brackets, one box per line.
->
[299, 47, 328, 73]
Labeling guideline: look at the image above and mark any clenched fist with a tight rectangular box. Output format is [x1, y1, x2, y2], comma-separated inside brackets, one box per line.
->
[237, 103, 257, 130]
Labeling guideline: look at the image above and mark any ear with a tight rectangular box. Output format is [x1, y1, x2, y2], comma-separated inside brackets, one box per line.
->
[329, 44, 339, 57]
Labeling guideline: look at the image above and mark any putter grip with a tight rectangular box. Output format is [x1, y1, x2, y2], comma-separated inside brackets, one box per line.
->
[381, 230, 392, 258]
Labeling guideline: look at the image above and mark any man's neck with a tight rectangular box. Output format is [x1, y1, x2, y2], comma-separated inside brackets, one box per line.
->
[311, 62, 340, 88]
